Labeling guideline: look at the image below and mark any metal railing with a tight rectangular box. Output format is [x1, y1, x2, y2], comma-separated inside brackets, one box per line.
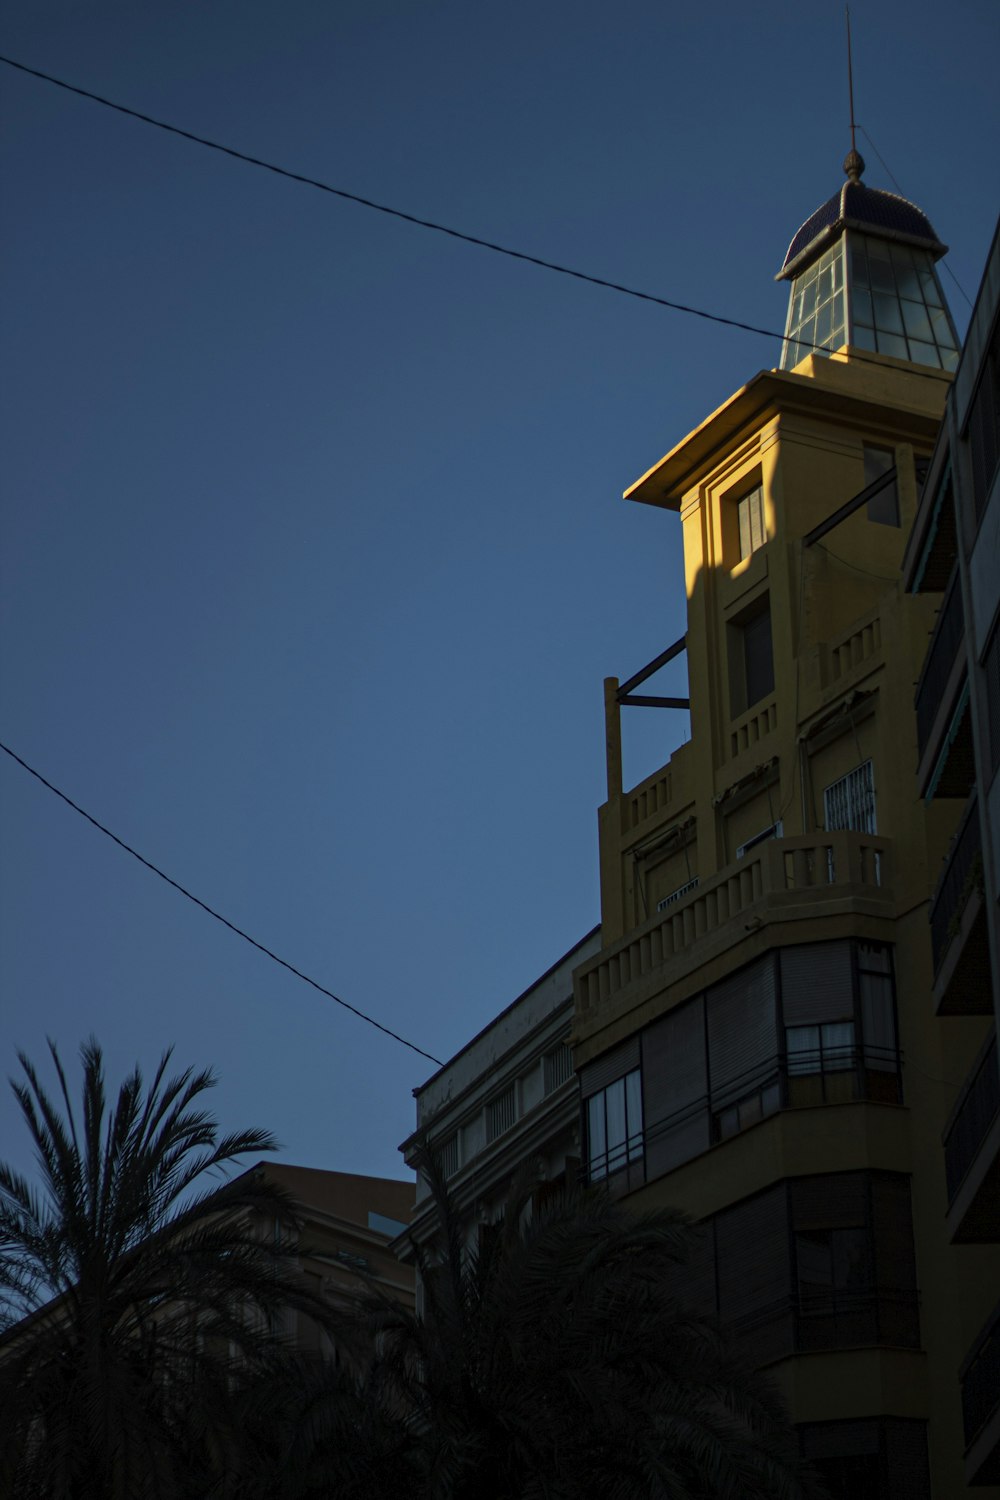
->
[584, 1044, 903, 1188]
[930, 795, 982, 974]
[962, 1300, 1000, 1448]
[944, 1032, 999, 1204]
[915, 570, 965, 759]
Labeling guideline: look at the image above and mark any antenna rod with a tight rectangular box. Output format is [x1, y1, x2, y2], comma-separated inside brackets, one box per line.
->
[846, 6, 857, 153]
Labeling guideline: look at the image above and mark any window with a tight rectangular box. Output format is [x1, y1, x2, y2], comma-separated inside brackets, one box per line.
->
[848, 235, 959, 373]
[781, 940, 900, 1108]
[798, 1419, 931, 1500]
[708, 955, 781, 1141]
[781, 239, 847, 369]
[542, 1043, 573, 1095]
[738, 484, 765, 559]
[795, 1223, 872, 1344]
[786, 1021, 856, 1075]
[863, 445, 899, 526]
[695, 1173, 919, 1373]
[729, 596, 774, 717]
[823, 760, 877, 834]
[487, 1085, 517, 1143]
[790, 1173, 919, 1351]
[437, 1134, 459, 1179]
[586, 1070, 643, 1181]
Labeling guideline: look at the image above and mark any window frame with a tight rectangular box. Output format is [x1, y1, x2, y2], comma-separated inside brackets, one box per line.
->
[585, 1068, 644, 1182]
[823, 759, 877, 836]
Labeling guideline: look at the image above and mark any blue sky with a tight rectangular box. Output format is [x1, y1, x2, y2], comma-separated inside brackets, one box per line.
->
[2, 0, 997, 1187]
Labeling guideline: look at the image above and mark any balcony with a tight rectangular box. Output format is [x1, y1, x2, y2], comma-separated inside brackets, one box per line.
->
[943, 1030, 1000, 1244]
[574, 831, 892, 1041]
[915, 572, 974, 798]
[961, 1300, 1000, 1486]
[929, 795, 991, 1015]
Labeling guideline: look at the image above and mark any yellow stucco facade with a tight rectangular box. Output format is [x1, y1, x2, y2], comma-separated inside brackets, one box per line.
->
[573, 343, 1000, 1495]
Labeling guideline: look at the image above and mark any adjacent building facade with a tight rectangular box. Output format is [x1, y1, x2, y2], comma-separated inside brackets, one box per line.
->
[902, 218, 1000, 1487]
[570, 163, 1000, 1497]
[398, 928, 600, 1268]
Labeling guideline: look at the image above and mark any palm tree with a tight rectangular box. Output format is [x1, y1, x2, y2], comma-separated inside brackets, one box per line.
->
[0, 1038, 327, 1500]
[355, 1154, 823, 1500]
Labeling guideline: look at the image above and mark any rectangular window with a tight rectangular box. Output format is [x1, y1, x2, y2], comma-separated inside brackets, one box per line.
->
[586, 1069, 643, 1181]
[743, 603, 774, 707]
[824, 760, 877, 835]
[738, 484, 766, 559]
[543, 1043, 573, 1095]
[786, 1021, 856, 1076]
[728, 596, 775, 717]
[437, 1135, 459, 1180]
[708, 955, 781, 1141]
[487, 1085, 517, 1143]
[798, 1419, 931, 1500]
[642, 996, 709, 1178]
[864, 445, 899, 526]
[790, 1172, 918, 1352]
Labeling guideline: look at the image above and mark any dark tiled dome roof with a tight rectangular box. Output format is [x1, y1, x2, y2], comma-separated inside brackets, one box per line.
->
[777, 181, 947, 281]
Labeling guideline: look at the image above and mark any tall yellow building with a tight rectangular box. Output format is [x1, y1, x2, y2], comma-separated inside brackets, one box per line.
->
[571, 158, 1000, 1497]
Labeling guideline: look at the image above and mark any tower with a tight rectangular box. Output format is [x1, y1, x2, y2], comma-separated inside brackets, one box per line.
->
[572, 164, 1000, 1498]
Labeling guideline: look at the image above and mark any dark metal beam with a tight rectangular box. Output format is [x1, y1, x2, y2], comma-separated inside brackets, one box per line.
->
[802, 467, 897, 548]
[616, 634, 687, 700]
[619, 694, 691, 709]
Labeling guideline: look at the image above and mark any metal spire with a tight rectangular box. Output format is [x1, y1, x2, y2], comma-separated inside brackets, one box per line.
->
[843, 7, 866, 183]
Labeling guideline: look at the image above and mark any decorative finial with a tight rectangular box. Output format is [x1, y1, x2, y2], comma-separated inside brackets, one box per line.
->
[844, 147, 865, 183]
[844, 7, 864, 183]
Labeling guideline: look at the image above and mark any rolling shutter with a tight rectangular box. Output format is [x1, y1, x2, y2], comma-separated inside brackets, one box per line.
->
[781, 942, 854, 1026]
[642, 996, 709, 1179]
[714, 1182, 793, 1366]
[579, 1036, 640, 1100]
[707, 955, 779, 1109]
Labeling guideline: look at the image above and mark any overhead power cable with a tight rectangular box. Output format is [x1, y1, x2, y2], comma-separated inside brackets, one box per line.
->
[0, 53, 961, 382]
[0, 739, 444, 1067]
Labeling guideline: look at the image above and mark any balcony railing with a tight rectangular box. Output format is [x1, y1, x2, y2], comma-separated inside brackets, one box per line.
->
[575, 832, 891, 1024]
[962, 1300, 1000, 1449]
[930, 795, 982, 975]
[915, 571, 965, 760]
[944, 1032, 1000, 1205]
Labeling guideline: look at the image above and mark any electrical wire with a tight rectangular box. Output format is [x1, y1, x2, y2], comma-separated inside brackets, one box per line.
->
[813, 540, 901, 583]
[0, 739, 444, 1067]
[0, 53, 965, 383]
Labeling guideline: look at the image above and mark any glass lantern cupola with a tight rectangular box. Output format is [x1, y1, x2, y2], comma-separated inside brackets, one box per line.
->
[777, 149, 959, 372]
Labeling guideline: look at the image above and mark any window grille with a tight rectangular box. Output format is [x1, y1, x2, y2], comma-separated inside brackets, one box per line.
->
[657, 877, 699, 911]
[824, 760, 876, 835]
[437, 1135, 459, 1179]
[543, 1043, 573, 1095]
[487, 1085, 517, 1143]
